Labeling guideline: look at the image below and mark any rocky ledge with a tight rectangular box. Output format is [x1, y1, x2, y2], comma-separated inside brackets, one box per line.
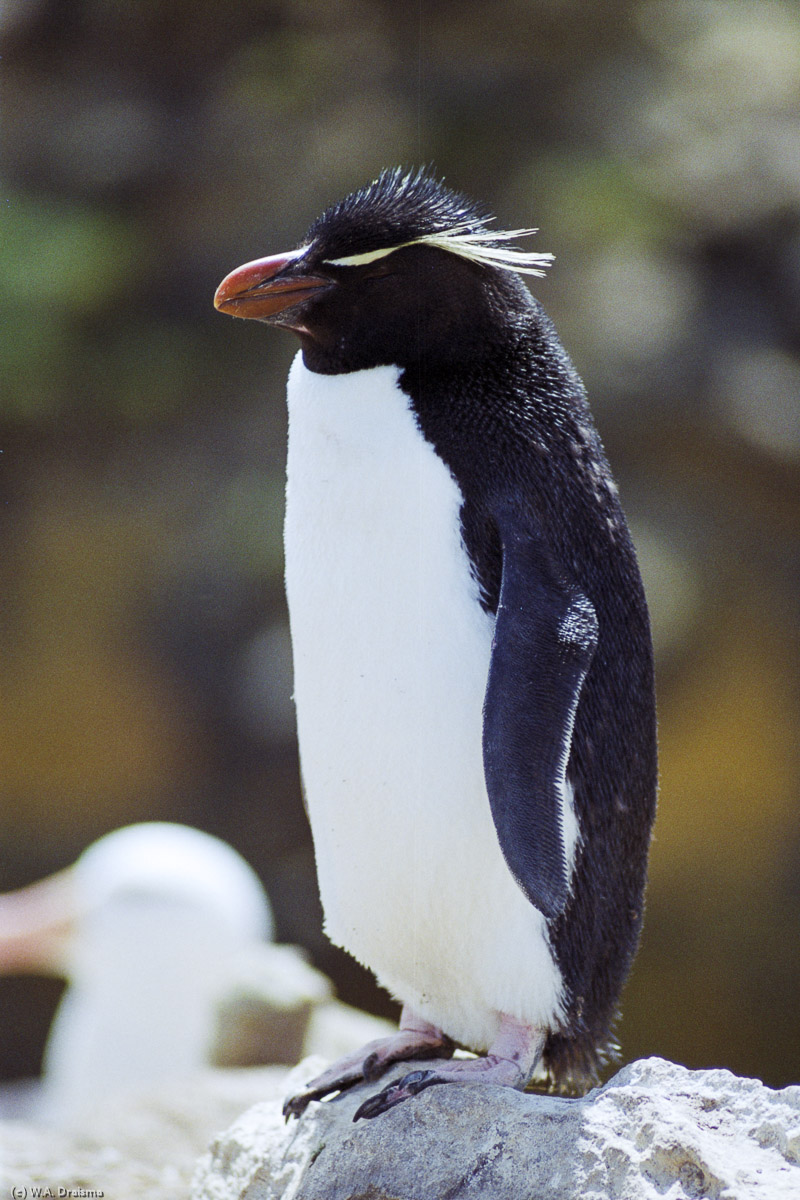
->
[193, 1055, 800, 1200]
[3, 1056, 799, 1199]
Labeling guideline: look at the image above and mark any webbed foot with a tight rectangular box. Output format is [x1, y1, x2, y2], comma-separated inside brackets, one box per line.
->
[350, 1014, 546, 1121]
[283, 1007, 454, 1120]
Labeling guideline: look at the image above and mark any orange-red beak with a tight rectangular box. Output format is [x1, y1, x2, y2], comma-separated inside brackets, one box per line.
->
[214, 251, 331, 322]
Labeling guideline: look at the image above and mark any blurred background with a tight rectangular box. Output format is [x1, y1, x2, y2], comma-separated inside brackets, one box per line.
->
[0, 0, 798, 1092]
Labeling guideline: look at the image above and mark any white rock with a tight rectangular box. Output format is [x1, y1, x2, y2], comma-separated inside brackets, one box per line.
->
[0, 1067, 289, 1200]
[192, 1056, 800, 1200]
[5, 1055, 799, 1200]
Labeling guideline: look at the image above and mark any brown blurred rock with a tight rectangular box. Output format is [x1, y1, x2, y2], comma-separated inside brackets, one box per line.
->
[210, 944, 332, 1068]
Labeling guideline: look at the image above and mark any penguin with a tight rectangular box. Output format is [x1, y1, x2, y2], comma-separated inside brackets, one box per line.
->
[214, 168, 657, 1121]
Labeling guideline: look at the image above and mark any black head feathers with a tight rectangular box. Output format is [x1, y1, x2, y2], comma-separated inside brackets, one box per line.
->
[303, 168, 554, 278]
[304, 168, 486, 260]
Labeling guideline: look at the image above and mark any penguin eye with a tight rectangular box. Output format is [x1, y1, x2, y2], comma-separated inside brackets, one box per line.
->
[359, 258, 398, 281]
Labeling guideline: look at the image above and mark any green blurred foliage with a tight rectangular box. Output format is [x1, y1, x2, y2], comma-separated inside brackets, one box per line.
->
[0, 196, 143, 314]
[0, 195, 146, 421]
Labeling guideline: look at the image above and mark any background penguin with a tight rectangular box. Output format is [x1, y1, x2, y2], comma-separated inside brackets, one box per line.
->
[214, 168, 658, 1120]
[0, 823, 272, 1122]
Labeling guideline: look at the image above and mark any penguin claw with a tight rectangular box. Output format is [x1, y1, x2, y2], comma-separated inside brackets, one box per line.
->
[352, 1069, 442, 1121]
[283, 1093, 311, 1122]
[283, 1075, 360, 1121]
[283, 1089, 322, 1121]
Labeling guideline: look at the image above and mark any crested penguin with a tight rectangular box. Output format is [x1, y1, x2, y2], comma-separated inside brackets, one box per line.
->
[214, 168, 657, 1121]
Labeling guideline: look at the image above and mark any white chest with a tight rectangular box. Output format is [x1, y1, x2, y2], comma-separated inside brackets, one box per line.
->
[284, 354, 492, 821]
[283, 353, 564, 1048]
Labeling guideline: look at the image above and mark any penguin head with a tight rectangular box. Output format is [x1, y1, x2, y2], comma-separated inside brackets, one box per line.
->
[214, 168, 553, 373]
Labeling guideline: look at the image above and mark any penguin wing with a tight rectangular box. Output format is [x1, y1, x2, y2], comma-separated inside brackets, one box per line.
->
[482, 503, 598, 920]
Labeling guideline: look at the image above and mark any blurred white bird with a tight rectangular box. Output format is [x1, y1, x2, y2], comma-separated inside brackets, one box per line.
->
[0, 823, 276, 1124]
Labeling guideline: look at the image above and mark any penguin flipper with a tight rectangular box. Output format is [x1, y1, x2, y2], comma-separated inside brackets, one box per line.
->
[482, 503, 598, 920]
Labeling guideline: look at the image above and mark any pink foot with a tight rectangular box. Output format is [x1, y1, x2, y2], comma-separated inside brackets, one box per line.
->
[283, 1007, 454, 1120]
[353, 1014, 545, 1121]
